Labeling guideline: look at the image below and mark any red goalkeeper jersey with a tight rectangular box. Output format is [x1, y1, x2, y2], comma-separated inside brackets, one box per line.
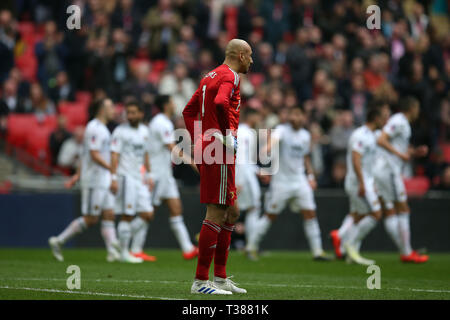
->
[182, 64, 241, 157]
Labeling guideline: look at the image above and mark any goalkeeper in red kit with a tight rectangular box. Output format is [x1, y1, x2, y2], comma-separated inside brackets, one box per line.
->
[183, 39, 253, 295]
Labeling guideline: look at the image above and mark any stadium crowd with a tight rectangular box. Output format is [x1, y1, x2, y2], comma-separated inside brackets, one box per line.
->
[0, 0, 449, 190]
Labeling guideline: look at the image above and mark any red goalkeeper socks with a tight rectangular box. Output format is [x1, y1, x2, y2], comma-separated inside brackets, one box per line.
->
[195, 220, 222, 281]
[214, 223, 235, 279]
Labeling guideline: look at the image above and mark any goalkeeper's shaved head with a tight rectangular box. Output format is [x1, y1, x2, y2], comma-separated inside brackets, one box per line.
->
[224, 39, 253, 74]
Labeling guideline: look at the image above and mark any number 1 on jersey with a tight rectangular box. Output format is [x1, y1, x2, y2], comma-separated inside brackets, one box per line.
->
[201, 85, 206, 118]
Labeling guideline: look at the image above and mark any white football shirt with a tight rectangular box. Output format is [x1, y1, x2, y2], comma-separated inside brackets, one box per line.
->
[80, 118, 111, 188]
[236, 123, 258, 184]
[111, 123, 150, 181]
[271, 123, 311, 183]
[377, 113, 411, 172]
[345, 124, 377, 185]
[148, 113, 175, 179]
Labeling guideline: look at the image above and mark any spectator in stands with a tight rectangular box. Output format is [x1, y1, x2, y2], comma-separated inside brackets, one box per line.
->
[25, 82, 56, 118]
[329, 110, 355, 161]
[144, 0, 182, 60]
[35, 21, 67, 90]
[86, 11, 114, 96]
[0, 10, 16, 83]
[286, 28, 312, 101]
[122, 61, 157, 120]
[57, 126, 84, 172]
[48, 71, 74, 104]
[237, 0, 265, 41]
[259, 0, 289, 47]
[346, 74, 371, 126]
[49, 115, 71, 166]
[111, 0, 142, 47]
[110, 28, 132, 101]
[159, 62, 195, 115]
[0, 78, 30, 114]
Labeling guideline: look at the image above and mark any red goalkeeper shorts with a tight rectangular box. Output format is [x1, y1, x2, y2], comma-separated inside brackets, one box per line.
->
[199, 163, 237, 206]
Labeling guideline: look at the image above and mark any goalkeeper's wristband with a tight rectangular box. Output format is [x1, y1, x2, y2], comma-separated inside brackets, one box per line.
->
[111, 174, 118, 181]
[145, 172, 154, 180]
[307, 174, 315, 181]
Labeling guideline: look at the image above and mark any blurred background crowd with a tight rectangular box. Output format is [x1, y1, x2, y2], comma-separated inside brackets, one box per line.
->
[0, 0, 449, 191]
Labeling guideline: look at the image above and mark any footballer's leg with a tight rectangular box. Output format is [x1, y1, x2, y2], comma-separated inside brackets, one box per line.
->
[301, 210, 332, 261]
[191, 204, 232, 295]
[166, 197, 198, 260]
[396, 201, 428, 263]
[330, 213, 354, 259]
[101, 209, 120, 262]
[130, 210, 156, 261]
[344, 184, 381, 265]
[246, 183, 286, 260]
[49, 188, 101, 261]
[344, 210, 381, 265]
[213, 201, 247, 294]
[130, 182, 156, 262]
[380, 198, 403, 255]
[296, 184, 332, 261]
[117, 214, 142, 263]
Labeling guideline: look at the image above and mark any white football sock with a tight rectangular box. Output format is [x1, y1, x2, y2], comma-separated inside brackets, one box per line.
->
[244, 207, 260, 243]
[338, 214, 354, 238]
[130, 216, 148, 254]
[384, 215, 402, 252]
[56, 217, 87, 244]
[346, 215, 377, 246]
[169, 215, 194, 253]
[118, 221, 132, 256]
[101, 220, 118, 253]
[303, 217, 323, 257]
[247, 214, 271, 251]
[398, 212, 412, 255]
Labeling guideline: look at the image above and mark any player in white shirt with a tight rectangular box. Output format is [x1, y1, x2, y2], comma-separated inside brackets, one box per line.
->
[110, 101, 155, 263]
[49, 98, 120, 262]
[330, 101, 389, 259]
[235, 108, 266, 256]
[247, 106, 332, 261]
[374, 96, 429, 263]
[146, 95, 199, 260]
[337, 107, 385, 265]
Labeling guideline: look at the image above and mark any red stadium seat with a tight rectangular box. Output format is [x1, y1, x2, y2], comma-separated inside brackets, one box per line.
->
[75, 91, 92, 104]
[442, 144, 450, 163]
[59, 101, 89, 131]
[249, 73, 265, 87]
[25, 126, 53, 163]
[403, 176, 430, 197]
[152, 60, 167, 73]
[6, 114, 38, 148]
[224, 6, 238, 40]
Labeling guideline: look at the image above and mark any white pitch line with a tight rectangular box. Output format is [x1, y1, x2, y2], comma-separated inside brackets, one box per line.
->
[2, 278, 450, 294]
[0, 285, 184, 300]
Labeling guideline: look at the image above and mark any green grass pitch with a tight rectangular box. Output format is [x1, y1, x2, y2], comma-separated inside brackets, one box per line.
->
[0, 248, 449, 300]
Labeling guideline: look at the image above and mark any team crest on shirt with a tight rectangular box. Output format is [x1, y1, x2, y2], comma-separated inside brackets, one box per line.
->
[94, 205, 99, 210]
[127, 204, 132, 209]
[91, 135, 96, 142]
